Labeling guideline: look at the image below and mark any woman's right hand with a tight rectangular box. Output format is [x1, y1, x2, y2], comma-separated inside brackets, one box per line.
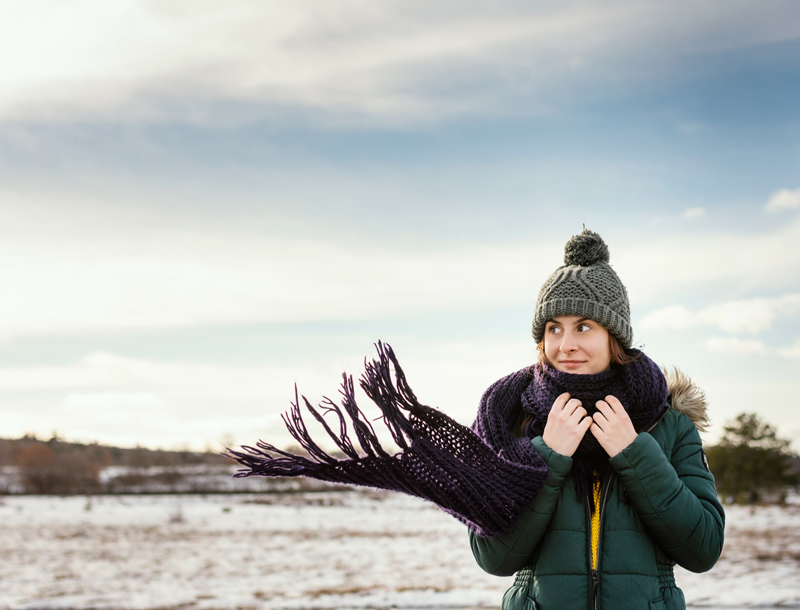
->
[541, 392, 592, 457]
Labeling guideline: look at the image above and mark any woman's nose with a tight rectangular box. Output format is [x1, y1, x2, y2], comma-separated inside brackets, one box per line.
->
[559, 332, 578, 353]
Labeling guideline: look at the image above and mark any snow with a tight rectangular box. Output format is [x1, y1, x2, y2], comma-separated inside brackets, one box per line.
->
[0, 492, 798, 609]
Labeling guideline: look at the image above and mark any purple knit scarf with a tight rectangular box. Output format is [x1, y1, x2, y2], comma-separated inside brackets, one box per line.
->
[521, 355, 669, 502]
[227, 343, 669, 537]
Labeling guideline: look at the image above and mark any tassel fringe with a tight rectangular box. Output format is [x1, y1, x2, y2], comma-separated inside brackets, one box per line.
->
[225, 342, 547, 537]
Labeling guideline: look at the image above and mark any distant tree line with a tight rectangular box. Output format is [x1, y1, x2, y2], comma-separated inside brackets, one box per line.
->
[706, 413, 799, 504]
[0, 434, 229, 495]
[2, 415, 798, 501]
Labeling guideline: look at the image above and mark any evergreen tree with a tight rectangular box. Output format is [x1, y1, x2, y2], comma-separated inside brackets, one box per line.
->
[706, 413, 799, 504]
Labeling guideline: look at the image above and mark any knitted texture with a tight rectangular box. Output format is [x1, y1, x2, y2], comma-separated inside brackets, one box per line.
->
[522, 350, 669, 501]
[227, 342, 669, 537]
[227, 342, 549, 537]
[532, 228, 632, 347]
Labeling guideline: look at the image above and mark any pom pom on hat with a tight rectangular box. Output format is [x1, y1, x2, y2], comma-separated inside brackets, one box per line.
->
[563, 228, 610, 267]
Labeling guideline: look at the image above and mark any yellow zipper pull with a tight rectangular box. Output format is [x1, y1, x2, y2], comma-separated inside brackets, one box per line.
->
[590, 477, 602, 570]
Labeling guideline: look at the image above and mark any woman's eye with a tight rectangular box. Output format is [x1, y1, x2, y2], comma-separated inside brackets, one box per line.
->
[578, 323, 591, 332]
[547, 326, 562, 334]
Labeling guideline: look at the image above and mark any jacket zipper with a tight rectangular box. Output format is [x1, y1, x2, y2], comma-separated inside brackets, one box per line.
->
[589, 473, 615, 610]
[589, 400, 668, 610]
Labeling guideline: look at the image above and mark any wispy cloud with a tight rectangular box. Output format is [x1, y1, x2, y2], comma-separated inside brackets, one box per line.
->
[2, 183, 800, 338]
[765, 187, 800, 212]
[0, 337, 534, 449]
[704, 336, 800, 358]
[1, 1, 799, 125]
[0, 350, 322, 448]
[614, 215, 800, 306]
[682, 207, 705, 220]
[704, 336, 766, 355]
[640, 294, 800, 335]
[777, 338, 800, 359]
[0, 188, 555, 337]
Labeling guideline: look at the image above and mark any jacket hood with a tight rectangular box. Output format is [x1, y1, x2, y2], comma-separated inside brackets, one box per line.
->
[663, 368, 709, 432]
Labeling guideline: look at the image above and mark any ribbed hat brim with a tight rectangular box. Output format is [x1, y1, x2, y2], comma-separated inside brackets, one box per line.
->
[531, 298, 633, 348]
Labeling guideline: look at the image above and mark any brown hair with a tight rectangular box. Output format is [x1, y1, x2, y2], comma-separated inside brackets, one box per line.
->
[513, 331, 638, 436]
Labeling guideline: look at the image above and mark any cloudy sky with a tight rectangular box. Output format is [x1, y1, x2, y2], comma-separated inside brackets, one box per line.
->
[1, 0, 799, 452]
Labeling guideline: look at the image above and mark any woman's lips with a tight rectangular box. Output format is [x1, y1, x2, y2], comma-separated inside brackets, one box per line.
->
[559, 360, 586, 368]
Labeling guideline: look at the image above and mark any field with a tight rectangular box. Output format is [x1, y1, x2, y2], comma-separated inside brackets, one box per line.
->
[1, 491, 798, 609]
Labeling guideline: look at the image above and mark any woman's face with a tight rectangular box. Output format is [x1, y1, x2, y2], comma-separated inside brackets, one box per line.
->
[543, 316, 612, 374]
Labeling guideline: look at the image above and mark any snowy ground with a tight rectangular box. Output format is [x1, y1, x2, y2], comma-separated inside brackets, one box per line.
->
[0, 492, 798, 610]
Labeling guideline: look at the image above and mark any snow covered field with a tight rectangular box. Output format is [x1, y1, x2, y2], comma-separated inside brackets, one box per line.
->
[0, 491, 798, 610]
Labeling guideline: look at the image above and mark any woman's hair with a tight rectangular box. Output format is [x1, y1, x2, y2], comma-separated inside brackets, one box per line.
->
[513, 329, 638, 436]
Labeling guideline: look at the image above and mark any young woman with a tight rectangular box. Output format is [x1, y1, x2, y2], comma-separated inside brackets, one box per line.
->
[229, 228, 724, 610]
[469, 229, 725, 610]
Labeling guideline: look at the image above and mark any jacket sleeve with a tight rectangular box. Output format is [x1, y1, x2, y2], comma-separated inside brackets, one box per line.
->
[468, 435, 573, 576]
[608, 416, 725, 573]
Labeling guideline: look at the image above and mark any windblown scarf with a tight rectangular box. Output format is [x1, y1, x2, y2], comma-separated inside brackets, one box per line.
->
[227, 342, 669, 537]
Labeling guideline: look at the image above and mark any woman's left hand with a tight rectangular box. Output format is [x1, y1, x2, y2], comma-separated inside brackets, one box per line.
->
[589, 395, 638, 458]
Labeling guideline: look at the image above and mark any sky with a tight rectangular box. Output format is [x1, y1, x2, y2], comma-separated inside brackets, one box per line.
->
[1, 0, 799, 452]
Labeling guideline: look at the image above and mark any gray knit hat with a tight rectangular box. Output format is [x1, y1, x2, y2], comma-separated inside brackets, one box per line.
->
[531, 228, 632, 348]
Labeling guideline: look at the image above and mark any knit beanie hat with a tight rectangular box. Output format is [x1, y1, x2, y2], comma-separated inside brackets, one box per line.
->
[531, 228, 632, 348]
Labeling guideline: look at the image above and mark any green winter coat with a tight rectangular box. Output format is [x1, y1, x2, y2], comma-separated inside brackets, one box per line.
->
[469, 370, 725, 610]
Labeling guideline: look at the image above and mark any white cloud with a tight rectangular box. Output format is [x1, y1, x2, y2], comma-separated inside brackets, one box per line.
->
[0, 231, 554, 337]
[0, 185, 561, 337]
[0, 337, 534, 450]
[701, 295, 800, 334]
[639, 305, 698, 331]
[63, 391, 168, 411]
[0, 350, 329, 449]
[704, 336, 765, 355]
[613, 215, 800, 307]
[640, 294, 800, 335]
[0, 2, 799, 125]
[2, 184, 800, 339]
[765, 188, 800, 212]
[682, 207, 705, 219]
[777, 338, 800, 359]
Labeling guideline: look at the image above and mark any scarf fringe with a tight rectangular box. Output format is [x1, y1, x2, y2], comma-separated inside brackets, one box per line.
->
[226, 342, 547, 537]
[226, 342, 415, 474]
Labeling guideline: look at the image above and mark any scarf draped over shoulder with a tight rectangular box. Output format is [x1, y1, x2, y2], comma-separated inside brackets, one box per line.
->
[227, 342, 668, 537]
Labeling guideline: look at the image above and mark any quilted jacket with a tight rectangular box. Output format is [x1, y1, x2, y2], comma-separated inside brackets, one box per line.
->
[469, 370, 725, 610]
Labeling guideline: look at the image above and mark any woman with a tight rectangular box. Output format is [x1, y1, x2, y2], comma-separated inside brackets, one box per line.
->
[469, 229, 725, 610]
[229, 228, 724, 610]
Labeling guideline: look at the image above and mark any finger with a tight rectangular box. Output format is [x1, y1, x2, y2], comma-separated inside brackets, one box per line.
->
[594, 400, 614, 419]
[578, 416, 593, 434]
[572, 406, 588, 421]
[552, 392, 572, 412]
[592, 412, 608, 431]
[604, 395, 625, 414]
[589, 421, 603, 439]
[565, 398, 583, 415]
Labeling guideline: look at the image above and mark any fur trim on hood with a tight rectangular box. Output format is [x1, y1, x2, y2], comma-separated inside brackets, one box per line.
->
[663, 368, 709, 432]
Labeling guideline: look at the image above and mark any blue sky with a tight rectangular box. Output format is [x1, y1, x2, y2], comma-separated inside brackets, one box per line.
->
[0, 1, 799, 451]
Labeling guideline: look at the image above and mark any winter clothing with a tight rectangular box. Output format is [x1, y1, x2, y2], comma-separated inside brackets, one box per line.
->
[531, 228, 633, 348]
[517, 352, 668, 505]
[469, 371, 725, 610]
[228, 343, 547, 536]
[227, 343, 548, 536]
[227, 226, 724, 610]
[227, 344, 671, 538]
